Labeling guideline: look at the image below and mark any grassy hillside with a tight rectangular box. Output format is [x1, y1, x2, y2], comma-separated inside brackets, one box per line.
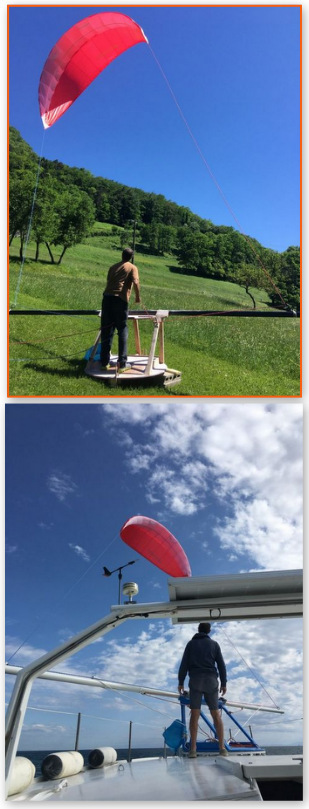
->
[9, 223, 300, 397]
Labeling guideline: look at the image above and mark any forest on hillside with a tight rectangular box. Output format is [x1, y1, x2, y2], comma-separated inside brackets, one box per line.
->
[9, 126, 300, 310]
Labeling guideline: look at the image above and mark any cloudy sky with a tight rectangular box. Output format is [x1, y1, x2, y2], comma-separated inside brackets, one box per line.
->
[5, 402, 302, 751]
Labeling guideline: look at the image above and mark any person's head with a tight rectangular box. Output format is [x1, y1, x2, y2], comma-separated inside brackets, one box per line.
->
[122, 247, 134, 262]
[198, 622, 211, 635]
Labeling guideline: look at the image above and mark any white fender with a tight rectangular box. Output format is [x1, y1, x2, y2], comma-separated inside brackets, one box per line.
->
[41, 750, 84, 779]
[7, 756, 35, 796]
[88, 747, 117, 768]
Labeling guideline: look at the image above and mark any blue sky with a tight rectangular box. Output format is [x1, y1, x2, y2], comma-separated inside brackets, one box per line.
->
[5, 402, 303, 751]
[8, 5, 300, 252]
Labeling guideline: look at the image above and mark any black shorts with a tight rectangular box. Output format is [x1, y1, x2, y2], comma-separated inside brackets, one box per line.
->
[189, 674, 219, 711]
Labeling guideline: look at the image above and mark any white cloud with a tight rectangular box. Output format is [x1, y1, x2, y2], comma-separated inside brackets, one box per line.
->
[6, 638, 48, 666]
[47, 472, 77, 502]
[23, 723, 67, 735]
[38, 521, 54, 530]
[101, 402, 302, 571]
[68, 543, 90, 562]
[216, 498, 301, 569]
[94, 617, 302, 742]
[5, 613, 302, 748]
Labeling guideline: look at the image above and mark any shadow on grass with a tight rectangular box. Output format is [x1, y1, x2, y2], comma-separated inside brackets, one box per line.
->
[168, 264, 207, 278]
[209, 295, 253, 310]
[23, 358, 86, 380]
[9, 255, 59, 267]
[21, 360, 192, 395]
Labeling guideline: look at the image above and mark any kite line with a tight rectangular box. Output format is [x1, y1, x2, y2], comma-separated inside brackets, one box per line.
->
[148, 43, 289, 309]
[12, 131, 46, 309]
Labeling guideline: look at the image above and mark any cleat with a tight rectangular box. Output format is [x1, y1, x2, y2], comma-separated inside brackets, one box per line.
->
[188, 750, 197, 758]
[219, 749, 229, 756]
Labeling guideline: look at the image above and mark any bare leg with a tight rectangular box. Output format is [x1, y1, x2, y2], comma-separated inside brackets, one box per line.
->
[189, 708, 200, 752]
[210, 708, 225, 749]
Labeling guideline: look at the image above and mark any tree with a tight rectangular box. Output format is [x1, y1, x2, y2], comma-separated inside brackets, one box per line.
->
[119, 188, 140, 226]
[96, 192, 110, 222]
[46, 186, 95, 264]
[176, 228, 201, 272]
[119, 229, 131, 249]
[9, 171, 37, 258]
[269, 247, 300, 311]
[31, 177, 61, 261]
[231, 263, 267, 308]
[157, 224, 175, 254]
[9, 126, 300, 305]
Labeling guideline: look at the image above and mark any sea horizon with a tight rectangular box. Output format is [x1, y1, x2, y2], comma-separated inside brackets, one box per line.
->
[20, 745, 303, 777]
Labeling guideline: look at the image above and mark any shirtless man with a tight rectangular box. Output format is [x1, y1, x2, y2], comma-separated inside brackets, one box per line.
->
[100, 247, 140, 370]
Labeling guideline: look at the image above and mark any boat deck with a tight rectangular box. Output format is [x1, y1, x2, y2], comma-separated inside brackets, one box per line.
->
[8, 755, 263, 801]
[220, 753, 303, 782]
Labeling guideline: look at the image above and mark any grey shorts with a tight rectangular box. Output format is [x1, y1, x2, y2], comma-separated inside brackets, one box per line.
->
[189, 674, 219, 711]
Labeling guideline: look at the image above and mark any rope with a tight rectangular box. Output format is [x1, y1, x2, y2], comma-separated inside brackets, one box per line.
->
[9, 351, 86, 362]
[148, 44, 289, 309]
[4, 703, 169, 730]
[10, 327, 96, 346]
[227, 709, 260, 740]
[90, 677, 179, 722]
[219, 627, 280, 710]
[12, 131, 46, 308]
[5, 530, 119, 664]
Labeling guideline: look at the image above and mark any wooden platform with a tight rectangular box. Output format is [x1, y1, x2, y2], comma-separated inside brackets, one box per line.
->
[84, 310, 181, 387]
[85, 355, 167, 385]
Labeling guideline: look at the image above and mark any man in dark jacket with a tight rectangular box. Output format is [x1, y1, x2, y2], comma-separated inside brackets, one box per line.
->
[178, 622, 227, 757]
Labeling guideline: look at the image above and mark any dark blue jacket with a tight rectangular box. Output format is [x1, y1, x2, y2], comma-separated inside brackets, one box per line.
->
[178, 632, 227, 687]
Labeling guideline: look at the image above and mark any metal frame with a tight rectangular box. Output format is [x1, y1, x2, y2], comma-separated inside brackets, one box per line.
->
[179, 696, 263, 754]
[9, 308, 298, 317]
[5, 569, 302, 798]
[5, 665, 284, 714]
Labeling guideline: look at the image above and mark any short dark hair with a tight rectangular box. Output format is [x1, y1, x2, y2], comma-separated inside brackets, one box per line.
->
[198, 622, 211, 634]
[122, 247, 134, 262]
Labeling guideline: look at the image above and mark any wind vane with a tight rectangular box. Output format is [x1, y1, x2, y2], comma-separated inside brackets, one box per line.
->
[102, 560, 137, 604]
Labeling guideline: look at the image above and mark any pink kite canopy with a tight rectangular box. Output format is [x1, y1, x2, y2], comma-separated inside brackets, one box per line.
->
[39, 12, 148, 129]
[120, 516, 191, 578]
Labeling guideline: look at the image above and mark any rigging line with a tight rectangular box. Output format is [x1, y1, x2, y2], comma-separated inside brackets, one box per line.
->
[168, 307, 256, 319]
[10, 327, 97, 346]
[6, 530, 119, 664]
[10, 313, 121, 349]
[91, 678, 179, 721]
[12, 131, 46, 309]
[9, 352, 86, 362]
[148, 44, 288, 309]
[219, 627, 280, 710]
[265, 717, 303, 725]
[81, 712, 164, 729]
[5, 703, 161, 728]
[227, 709, 260, 740]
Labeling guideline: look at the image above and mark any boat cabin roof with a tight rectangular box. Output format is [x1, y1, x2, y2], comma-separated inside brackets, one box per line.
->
[167, 569, 303, 623]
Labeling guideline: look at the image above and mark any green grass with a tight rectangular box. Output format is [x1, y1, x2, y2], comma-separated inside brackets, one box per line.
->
[9, 227, 300, 397]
